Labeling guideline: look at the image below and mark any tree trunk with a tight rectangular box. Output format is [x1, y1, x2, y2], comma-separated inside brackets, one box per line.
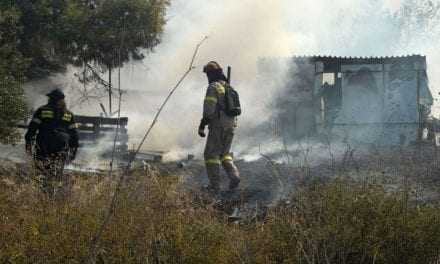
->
[108, 66, 112, 115]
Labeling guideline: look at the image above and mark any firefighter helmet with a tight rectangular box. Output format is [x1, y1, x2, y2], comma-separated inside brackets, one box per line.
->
[203, 61, 222, 73]
[46, 88, 65, 100]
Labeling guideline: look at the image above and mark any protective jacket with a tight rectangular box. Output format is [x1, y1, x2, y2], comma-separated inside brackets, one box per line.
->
[202, 80, 240, 191]
[25, 104, 79, 157]
[203, 80, 237, 129]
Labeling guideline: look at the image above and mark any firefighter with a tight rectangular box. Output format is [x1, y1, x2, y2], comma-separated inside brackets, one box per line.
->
[198, 61, 240, 194]
[25, 88, 79, 196]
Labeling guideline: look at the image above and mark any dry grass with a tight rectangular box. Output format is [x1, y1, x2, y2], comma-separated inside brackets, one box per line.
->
[1, 155, 440, 264]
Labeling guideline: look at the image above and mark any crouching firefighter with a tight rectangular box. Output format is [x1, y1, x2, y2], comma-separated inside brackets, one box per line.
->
[25, 88, 79, 196]
[198, 61, 241, 194]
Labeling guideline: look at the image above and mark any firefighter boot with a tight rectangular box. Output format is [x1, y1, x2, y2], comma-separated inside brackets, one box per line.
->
[222, 159, 240, 190]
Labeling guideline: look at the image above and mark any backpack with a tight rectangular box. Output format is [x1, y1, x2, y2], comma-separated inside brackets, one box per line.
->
[223, 83, 241, 117]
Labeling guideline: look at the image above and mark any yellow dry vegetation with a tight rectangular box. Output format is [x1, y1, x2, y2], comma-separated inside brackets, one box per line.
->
[1, 165, 440, 264]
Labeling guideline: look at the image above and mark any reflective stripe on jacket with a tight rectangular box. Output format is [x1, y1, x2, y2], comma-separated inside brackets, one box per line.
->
[25, 104, 79, 149]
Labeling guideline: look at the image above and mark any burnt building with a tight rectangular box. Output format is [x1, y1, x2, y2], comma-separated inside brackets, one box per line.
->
[259, 55, 433, 145]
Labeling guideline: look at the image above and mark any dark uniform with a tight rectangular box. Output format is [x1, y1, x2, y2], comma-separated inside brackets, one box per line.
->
[199, 61, 240, 193]
[25, 89, 79, 195]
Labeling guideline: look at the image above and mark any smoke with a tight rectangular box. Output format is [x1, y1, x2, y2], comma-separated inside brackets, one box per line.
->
[25, 0, 440, 161]
[81, 0, 297, 160]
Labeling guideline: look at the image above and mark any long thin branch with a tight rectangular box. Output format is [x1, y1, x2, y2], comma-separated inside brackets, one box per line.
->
[109, 22, 127, 173]
[86, 36, 208, 264]
[127, 35, 208, 167]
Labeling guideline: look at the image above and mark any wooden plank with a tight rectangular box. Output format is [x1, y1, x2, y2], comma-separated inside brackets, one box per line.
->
[79, 143, 128, 155]
[77, 125, 96, 131]
[75, 115, 128, 126]
[78, 132, 98, 141]
[78, 132, 128, 141]
[19, 114, 130, 154]
[77, 125, 127, 133]
[99, 118, 128, 126]
[96, 132, 129, 142]
[19, 116, 128, 129]
[98, 127, 128, 133]
[17, 123, 127, 135]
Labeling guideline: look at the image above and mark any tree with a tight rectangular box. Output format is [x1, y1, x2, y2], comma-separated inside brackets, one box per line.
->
[58, 0, 169, 67]
[0, 0, 170, 142]
[21, 0, 169, 112]
[55, 0, 170, 112]
[13, 0, 169, 80]
[0, 4, 29, 144]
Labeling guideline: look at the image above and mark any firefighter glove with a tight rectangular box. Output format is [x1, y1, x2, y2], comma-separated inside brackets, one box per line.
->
[198, 127, 206, 138]
[198, 118, 209, 137]
[25, 142, 32, 155]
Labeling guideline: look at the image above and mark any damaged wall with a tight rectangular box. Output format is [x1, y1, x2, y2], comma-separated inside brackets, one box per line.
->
[333, 56, 432, 145]
[264, 55, 433, 146]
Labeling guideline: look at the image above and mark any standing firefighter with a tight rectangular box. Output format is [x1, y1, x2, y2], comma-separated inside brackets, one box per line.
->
[25, 88, 79, 196]
[198, 61, 241, 194]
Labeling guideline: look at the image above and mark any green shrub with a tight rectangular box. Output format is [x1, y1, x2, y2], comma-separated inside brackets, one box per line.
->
[0, 5, 28, 144]
[258, 179, 440, 264]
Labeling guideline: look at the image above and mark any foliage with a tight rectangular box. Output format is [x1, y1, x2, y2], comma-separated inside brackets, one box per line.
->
[10, 0, 169, 79]
[57, 0, 169, 70]
[259, 179, 440, 263]
[0, 4, 29, 144]
[0, 0, 169, 142]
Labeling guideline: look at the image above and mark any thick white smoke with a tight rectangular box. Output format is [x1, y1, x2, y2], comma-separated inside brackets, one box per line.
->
[30, 0, 440, 161]
[74, 0, 297, 160]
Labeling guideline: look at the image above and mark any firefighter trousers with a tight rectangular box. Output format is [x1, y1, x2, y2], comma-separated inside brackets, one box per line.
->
[204, 126, 240, 191]
[34, 151, 69, 198]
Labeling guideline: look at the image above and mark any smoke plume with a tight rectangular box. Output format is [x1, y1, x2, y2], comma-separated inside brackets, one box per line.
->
[28, 0, 440, 161]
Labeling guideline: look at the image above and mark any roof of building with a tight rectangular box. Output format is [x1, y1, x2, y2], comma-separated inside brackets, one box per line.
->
[291, 54, 426, 65]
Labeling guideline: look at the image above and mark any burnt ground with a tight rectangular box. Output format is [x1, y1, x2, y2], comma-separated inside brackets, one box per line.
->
[2, 144, 440, 222]
[146, 145, 440, 221]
